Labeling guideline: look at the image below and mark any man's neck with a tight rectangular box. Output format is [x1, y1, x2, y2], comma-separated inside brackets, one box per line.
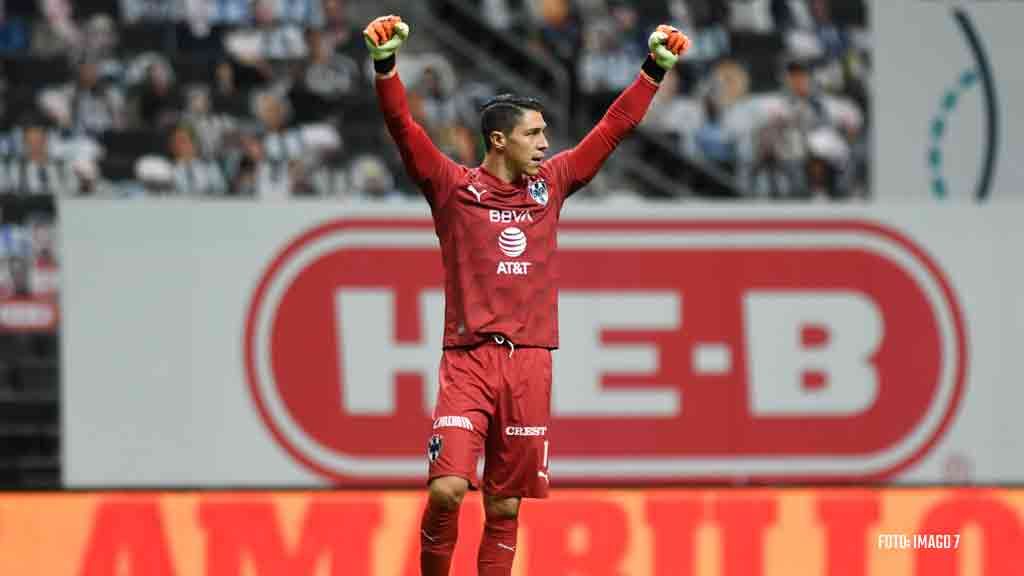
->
[481, 153, 521, 184]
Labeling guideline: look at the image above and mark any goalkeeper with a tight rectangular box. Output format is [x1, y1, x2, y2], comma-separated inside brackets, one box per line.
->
[365, 13, 690, 576]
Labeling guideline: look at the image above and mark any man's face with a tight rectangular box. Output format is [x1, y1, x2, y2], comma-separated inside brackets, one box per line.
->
[787, 68, 811, 98]
[25, 127, 47, 160]
[259, 96, 284, 131]
[79, 62, 99, 88]
[501, 110, 548, 177]
[254, 0, 275, 26]
[170, 128, 196, 159]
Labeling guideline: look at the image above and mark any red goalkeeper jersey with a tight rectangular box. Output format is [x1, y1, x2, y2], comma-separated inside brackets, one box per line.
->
[376, 71, 658, 348]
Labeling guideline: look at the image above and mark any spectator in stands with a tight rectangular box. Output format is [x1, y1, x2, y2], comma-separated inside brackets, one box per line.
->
[669, 0, 730, 68]
[1, 253, 31, 298]
[203, 0, 250, 28]
[770, 0, 796, 32]
[747, 108, 800, 199]
[82, 13, 122, 81]
[288, 28, 360, 123]
[168, 123, 228, 196]
[211, 59, 244, 115]
[275, 0, 324, 28]
[0, 117, 79, 195]
[38, 57, 126, 136]
[119, 0, 182, 24]
[233, 130, 289, 199]
[535, 0, 581, 62]
[608, 1, 647, 58]
[321, 0, 363, 61]
[255, 91, 304, 163]
[805, 125, 851, 200]
[578, 18, 640, 94]
[288, 157, 341, 197]
[135, 56, 181, 130]
[782, 56, 825, 139]
[30, 0, 79, 57]
[224, 0, 307, 82]
[809, 0, 848, 63]
[0, 1, 30, 55]
[480, 0, 514, 31]
[416, 64, 459, 135]
[693, 92, 736, 170]
[27, 217, 58, 298]
[347, 154, 401, 202]
[182, 85, 236, 161]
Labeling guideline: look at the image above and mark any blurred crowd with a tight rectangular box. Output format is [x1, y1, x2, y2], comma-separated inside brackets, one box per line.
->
[510, 0, 871, 200]
[0, 0, 870, 203]
[0, 0, 404, 201]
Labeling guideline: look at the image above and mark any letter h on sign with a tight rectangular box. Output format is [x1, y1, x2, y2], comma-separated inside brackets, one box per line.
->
[335, 289, 444, 415]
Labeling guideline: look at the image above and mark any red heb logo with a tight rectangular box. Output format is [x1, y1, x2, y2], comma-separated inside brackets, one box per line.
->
[243, 219, 967, 485]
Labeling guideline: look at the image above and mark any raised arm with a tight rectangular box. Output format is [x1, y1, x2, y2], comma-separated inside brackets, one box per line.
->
[554, 25, 691, 196]
[365, 16, 460, 208]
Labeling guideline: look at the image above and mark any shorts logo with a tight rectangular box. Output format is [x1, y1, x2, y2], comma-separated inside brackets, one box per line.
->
[528, 179, 548, 205]
[498, 227, 527, 258]
[428, 434, 443, 463]
[433, 415, 474, 431]
[505, 426, 547, 437]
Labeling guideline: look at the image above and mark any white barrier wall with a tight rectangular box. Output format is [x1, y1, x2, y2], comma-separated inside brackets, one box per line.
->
[875, 0, 1024, 202]
[60, 201, 1024, 487]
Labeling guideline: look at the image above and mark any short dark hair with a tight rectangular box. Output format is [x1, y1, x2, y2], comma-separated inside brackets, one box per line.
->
[479, 94, 544, 151]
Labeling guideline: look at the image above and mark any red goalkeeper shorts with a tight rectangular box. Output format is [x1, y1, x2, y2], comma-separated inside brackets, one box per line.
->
[427, 336, 551, 499]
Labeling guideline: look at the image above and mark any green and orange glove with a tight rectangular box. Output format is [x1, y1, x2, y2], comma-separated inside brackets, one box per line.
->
[363, 15, 409, 73]
[648, 24, 691, 70]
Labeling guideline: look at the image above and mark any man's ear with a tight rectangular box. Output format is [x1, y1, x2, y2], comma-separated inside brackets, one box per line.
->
[489, 130, 506, 151]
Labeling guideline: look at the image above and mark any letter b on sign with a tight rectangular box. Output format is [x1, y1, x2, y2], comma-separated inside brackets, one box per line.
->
[745, 292, 882, 417]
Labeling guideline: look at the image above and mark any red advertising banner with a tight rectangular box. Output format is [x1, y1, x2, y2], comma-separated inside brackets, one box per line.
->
[243, 218, 966, 484]
[0, 488, 1019, 575]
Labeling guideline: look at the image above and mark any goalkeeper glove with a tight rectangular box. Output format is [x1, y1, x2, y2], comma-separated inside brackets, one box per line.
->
[648, 24, 691, 70]
[363, 15, 410, 63]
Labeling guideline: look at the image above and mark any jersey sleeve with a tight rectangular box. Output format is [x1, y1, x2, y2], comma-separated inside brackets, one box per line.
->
[546, 72, 660, 202]
[376, 73, 463, 209]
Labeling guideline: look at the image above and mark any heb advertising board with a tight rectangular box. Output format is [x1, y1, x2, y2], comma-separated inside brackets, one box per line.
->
[61, 201, 1024, 487]
[0, 488, 1022, 575]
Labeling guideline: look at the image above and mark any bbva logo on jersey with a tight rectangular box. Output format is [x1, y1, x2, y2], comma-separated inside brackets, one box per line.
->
[528, 179, 548, 205]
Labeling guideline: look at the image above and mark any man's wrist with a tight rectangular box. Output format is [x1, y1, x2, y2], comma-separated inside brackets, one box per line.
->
[374, 54, 396, 75]
[641, 55, 666, 83]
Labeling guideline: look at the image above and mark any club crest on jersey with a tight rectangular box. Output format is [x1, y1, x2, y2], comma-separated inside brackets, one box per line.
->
[428, 434, 443, 463]
[528, 179, 548, 205]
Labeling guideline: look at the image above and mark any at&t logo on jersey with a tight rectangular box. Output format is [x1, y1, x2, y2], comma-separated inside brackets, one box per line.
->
[498, 227, 526, 257]
[497, 227, 531, 275]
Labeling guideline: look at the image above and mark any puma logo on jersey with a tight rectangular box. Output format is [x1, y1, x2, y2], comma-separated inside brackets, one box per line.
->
[468, 185, 486, 202]
[490, 209, 534, 224]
